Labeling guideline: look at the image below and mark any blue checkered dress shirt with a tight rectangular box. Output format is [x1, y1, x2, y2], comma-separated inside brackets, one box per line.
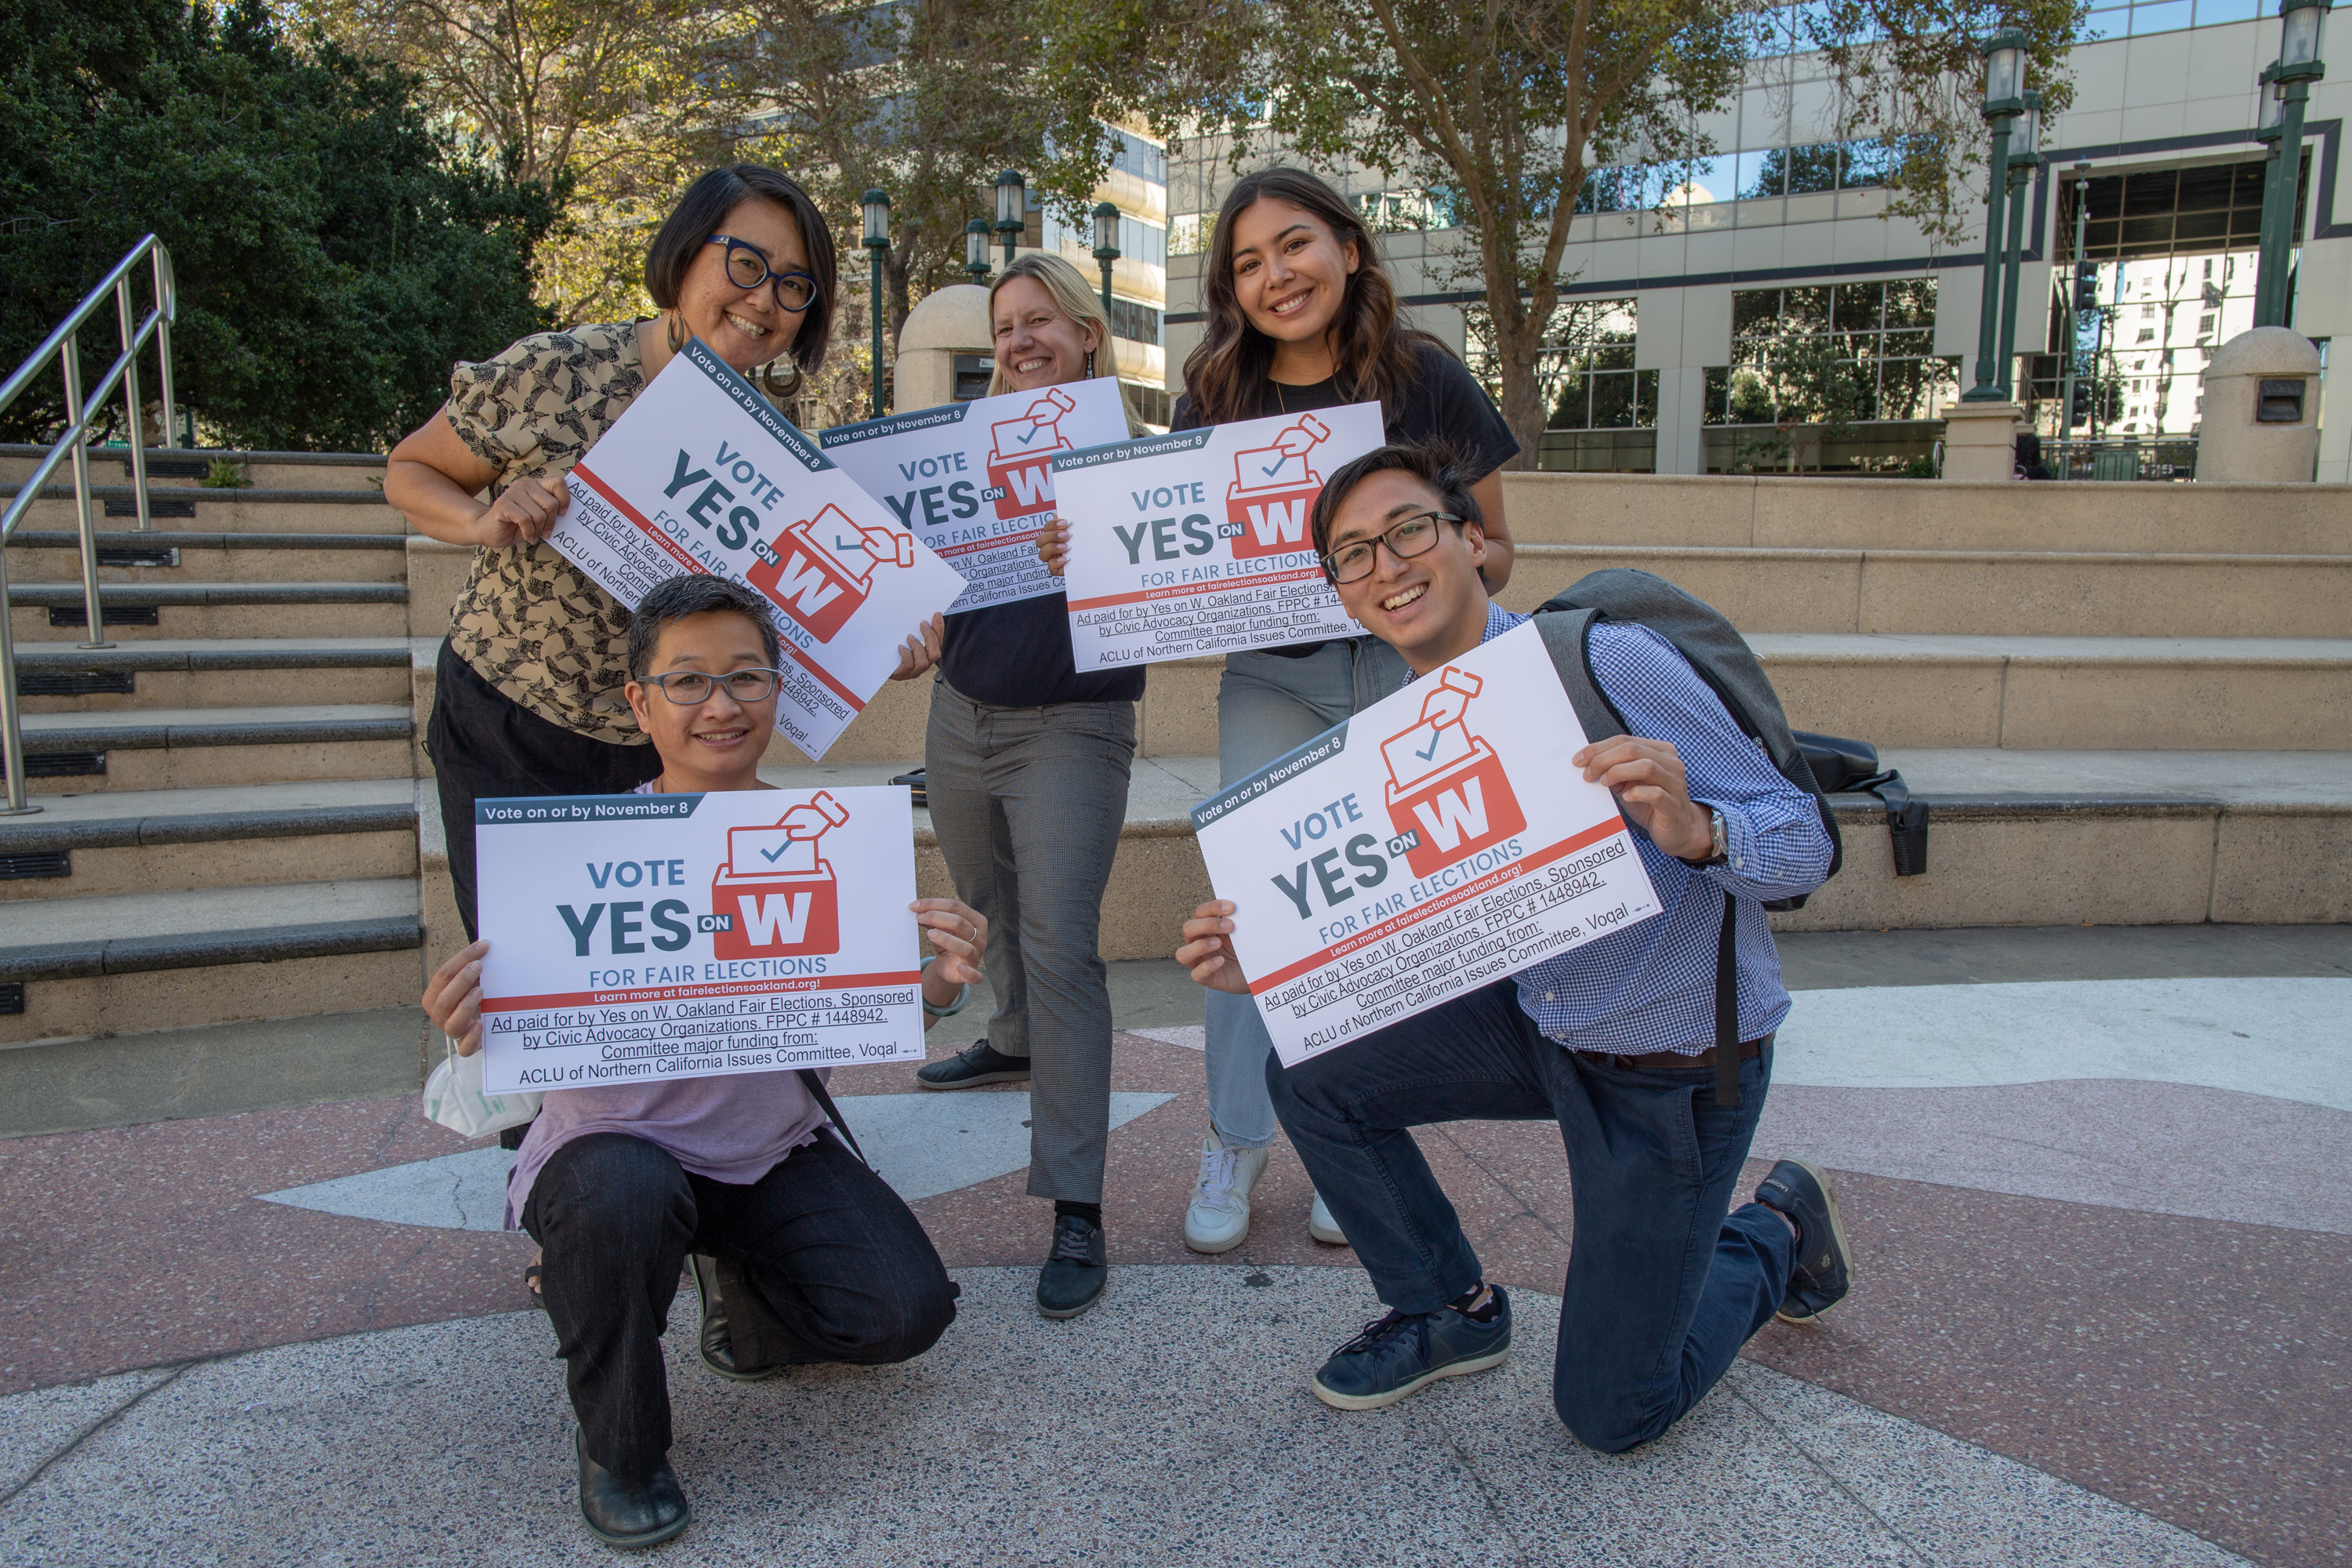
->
[1425, 604, 1833, 1056]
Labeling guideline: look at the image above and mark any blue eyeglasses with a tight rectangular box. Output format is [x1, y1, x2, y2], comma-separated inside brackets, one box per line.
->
[707, 235, 822, 313]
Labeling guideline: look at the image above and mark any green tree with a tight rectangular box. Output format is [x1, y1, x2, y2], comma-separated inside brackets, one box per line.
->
[1062, 0, 2081, 465]
[1, 0, 558, 451]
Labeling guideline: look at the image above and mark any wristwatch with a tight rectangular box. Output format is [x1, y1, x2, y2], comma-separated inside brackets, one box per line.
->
[1695, 807, 1729, 866]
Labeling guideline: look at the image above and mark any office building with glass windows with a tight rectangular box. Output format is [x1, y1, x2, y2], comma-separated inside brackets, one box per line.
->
[1164, 2, 2348, 481]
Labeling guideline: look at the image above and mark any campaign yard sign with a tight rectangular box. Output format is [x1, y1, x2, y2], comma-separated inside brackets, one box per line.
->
[820, 379, 1130, 614]
[1190, 622, 1664, 1068]
[472, 786, 924, 1094]
[548, 337, 967, 760]
[1051, 401, 1385, 670]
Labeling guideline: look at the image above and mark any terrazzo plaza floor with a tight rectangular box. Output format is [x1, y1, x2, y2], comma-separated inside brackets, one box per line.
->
[2, 933, 2346, 1566]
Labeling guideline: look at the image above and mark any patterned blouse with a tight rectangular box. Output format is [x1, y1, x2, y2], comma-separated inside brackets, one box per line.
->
[441, 319, 654, 745]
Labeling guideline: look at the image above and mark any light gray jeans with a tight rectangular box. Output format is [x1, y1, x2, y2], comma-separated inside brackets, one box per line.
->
[926, 683, 1137, 1203]
[1205, 640, 1410, 1148]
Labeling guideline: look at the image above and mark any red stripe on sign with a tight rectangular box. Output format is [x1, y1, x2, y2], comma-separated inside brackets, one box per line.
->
[482, 969, 924, 1013]
[775, 633, 866, 713]
[573, 463, 706, 576]
[1246, 819, 1632, 994]
[1068, 563, 1328, 612]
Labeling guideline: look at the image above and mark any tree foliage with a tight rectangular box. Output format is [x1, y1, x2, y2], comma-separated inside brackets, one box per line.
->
[1062, 0, 2082, 463]
[0, 0, 557, 451]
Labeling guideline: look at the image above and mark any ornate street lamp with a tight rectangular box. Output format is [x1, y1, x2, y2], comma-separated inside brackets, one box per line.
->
[1994, 91, 2043, 400]
[861, 188, 890, 418]
[1963, 28, 2031, 402]
[993, 169, 1027, 265]
[1091, 201, 1122, 357]
[965, 219, 993, 283]
[2255, 0, 2329, 325]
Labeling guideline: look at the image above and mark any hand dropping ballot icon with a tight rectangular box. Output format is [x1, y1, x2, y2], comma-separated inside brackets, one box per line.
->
[747, 505, 917, 643]
[711, 791, 849, 959]
[988, 387, 1078, 519]
[1227, 414, 1330, 560]
[1189, 621, 1663, 1068]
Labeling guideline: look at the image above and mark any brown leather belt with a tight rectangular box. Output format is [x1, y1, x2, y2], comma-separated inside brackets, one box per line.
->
[1575, 1035, 1771, 1074]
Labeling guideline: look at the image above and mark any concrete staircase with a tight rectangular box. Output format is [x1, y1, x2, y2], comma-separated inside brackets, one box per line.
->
[2, 448, 2344, 1136]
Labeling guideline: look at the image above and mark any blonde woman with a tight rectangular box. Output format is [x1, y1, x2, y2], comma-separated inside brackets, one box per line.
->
[912, 252, 1148, 1321]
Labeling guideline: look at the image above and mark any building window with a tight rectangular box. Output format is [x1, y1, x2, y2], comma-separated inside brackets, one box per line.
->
[1107, 296, 1162, 347]
[1707, 278, 1955, 425]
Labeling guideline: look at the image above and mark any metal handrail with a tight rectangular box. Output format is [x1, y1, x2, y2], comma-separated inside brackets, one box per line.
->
[0, 236, 178, 815]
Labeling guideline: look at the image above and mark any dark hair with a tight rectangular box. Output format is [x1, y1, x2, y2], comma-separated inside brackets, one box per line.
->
[644, 165, 839, 384]
[1182, 166, 1441, 426]
[1309, 440, 1483, 579]
[627, 574, 782, 680]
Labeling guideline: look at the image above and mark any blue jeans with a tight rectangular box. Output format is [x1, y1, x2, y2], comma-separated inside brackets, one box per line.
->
[1265, 978, 1795, 1451]
[1205, 641, 1408, 1147]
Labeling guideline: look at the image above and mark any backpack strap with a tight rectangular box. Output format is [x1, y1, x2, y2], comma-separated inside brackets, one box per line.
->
[1713, 891, 1740, 1109]
[796, 1068, 869, 1166]
[1531, 607, 1630, 743]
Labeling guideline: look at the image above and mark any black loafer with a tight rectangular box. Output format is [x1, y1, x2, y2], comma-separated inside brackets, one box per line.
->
[575, 1428, 690, 1549]
[1755, 1159, 1855, 1325]
[916, 1040, 1031, 1091]
[1036, 1213, 1107, 1319]
[690, 1253, 780, 1382]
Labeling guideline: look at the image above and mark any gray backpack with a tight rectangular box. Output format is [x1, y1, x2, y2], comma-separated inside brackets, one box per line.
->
[1530, 568, 1846, 1108]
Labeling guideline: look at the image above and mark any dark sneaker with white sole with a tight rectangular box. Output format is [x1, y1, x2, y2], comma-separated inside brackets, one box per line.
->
[1036, 1213, 1108, 1319]
[916, 1040, 1031, 1091]
[1311, 1287, 1512, 1411]
[1755, 1158, 1854, 1324]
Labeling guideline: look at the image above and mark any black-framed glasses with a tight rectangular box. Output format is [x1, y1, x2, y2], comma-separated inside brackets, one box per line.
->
[707, 235, 821, 313]
[1321, 511, 1461, 585]
[640, 667, 783, 704]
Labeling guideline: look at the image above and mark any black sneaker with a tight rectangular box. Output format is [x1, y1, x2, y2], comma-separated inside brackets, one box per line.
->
[1311, 1287, 1512, 1411]
[689, 1254, 780, 1382]
[916, 1040, 1030, 1091]
[1755, 1159, 1854, 1325]
[1036, 1213, 1107, 1319]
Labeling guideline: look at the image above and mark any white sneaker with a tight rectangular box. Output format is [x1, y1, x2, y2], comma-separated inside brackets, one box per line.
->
[1307, 1189, 1348, 1246]
[1183, 1131, 1269, 1254]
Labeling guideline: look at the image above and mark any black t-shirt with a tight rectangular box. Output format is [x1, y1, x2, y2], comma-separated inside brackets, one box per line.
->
[938, 582, 1145, 709]
[1171, 339, 1521, 655]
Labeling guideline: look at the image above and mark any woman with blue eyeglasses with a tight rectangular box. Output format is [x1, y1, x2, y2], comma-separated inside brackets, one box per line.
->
[388, 163, 945, 947]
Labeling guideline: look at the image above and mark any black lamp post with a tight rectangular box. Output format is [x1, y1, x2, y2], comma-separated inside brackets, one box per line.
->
[994, 169, 1026, 266]
[1994, 91, 2042, 401]
[1963, 29, 2030, 403]
[965, 219, 993, 283]
[1091, 201, 1122, 353]
[862, 188, 890, 418]
[2255, 0, 2329, 325]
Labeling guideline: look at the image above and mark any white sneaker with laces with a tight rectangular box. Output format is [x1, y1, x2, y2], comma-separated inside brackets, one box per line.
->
[1308, 1189, 1348, 1246]
[1182, 1130, 1269, 1254]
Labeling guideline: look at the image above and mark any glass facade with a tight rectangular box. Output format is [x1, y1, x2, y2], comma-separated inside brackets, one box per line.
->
[1706, 279, 1957, 424]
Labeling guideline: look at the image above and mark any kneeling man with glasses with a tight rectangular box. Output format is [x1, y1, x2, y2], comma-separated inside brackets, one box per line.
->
[1176, 443, 1853, 1445]
[425, 575, 977, 1548]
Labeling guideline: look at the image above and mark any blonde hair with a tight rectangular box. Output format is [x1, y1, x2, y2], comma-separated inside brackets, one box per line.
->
[985, 252, 1146, 435]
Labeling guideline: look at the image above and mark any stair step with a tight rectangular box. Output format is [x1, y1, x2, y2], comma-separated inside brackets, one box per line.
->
[12, 637, 411, 712]
[0, 877, 420, 1044]
[0, 779, 417, 899]
[0, 485, 402, 535]
[17, 703, 412, 792]
[1498, 471, 2352, 555]
[0, 445, 388, 493]
[10, 580, 409, 641]
[5, 530, 407, 584]
[1497, 545, 2352, 639]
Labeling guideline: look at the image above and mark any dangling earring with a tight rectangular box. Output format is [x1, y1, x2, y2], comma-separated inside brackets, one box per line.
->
[1084, 349, 1094, 379]
[759, 357, 801, 401]
[666, 310, 687, 354]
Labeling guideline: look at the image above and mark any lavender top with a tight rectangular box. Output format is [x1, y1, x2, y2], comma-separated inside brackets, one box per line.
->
[503, 783, 827, 1229]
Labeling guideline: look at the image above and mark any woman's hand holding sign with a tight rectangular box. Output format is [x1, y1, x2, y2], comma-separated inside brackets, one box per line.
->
[1175, 899, 1250, 995]
[423, 938, 492, 1056]
[887, 613, 948, 681]
[913, 898, 988, 991]
[1033, 518, 1069, 577]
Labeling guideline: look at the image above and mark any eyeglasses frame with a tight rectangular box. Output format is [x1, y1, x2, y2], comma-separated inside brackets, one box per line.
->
[636, 666, 787, 705]
[1319, 510, 1465, 585]
[706, 235, 822, 314]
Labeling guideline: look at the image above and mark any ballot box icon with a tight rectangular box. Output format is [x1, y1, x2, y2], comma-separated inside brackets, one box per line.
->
[985, 387, 1076, 521]
[1380, 666, 1526, 878]
[748, 503, 916, 642]
[711, 792, 850, 960]
[1225, 412, 1330, 561]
